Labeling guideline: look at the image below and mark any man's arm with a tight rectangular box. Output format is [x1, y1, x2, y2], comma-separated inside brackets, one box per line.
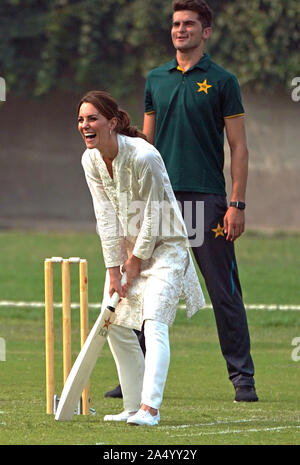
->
[223, 115, 249, 241]
[143, 113, 156, 145]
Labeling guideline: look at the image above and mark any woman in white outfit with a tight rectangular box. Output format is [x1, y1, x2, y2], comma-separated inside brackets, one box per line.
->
[78, 90, 205, 426]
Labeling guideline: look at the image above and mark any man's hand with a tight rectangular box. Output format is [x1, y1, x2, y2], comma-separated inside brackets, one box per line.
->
[223, 207, 245, 242]
[108, 266, 126, 298]
[121, 254, 141, 295]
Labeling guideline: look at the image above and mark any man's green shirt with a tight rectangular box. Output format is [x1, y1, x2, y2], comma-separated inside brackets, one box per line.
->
[144, 54, 245, 195]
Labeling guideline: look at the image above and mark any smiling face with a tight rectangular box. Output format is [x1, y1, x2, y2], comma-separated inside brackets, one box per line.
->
[77, 102, 117, 151]
[171, 10, 211, 53]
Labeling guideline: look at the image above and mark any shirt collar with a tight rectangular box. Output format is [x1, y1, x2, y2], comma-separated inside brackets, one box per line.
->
[167, 53, 211, 73]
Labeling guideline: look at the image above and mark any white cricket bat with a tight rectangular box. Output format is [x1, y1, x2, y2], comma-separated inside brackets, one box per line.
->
[54, 274, 126, 421]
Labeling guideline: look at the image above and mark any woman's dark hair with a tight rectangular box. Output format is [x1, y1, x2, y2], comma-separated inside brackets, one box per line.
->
[77, 90, 147, 140]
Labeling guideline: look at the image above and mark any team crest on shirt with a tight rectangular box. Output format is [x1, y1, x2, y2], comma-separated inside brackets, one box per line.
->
[197, 79, 212, 94]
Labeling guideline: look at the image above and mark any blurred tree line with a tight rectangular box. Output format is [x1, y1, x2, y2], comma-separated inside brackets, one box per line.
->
[0, 0, 299, 98]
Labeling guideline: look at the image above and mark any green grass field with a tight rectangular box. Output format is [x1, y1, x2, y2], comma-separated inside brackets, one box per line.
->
[0, 230, 300, 446]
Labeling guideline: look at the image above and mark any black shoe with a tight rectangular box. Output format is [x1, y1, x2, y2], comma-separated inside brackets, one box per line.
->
[104, 385, 123, 398]
[234, 386, 258, 402]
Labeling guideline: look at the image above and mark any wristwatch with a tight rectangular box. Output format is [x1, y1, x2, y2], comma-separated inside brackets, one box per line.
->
[230, 201, 246, 210]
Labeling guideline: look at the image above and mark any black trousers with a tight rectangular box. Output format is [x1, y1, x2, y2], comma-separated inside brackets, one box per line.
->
[175, 192, 255, 387]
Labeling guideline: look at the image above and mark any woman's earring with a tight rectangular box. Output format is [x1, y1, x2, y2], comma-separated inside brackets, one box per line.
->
[109, 129, 112, 136]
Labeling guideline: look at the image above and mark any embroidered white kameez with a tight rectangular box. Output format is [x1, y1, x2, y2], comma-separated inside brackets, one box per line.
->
[82, 134, 204, 330]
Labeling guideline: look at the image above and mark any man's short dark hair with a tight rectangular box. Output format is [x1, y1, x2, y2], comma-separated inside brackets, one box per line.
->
[173, 0, 213, 28]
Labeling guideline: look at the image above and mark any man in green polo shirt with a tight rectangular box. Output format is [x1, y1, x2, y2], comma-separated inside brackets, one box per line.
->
[143, 0, 258, 402]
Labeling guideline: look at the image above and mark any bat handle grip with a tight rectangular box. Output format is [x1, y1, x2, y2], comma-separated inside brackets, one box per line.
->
[109, 292, 120, 309]
[108, 272, 127, 309]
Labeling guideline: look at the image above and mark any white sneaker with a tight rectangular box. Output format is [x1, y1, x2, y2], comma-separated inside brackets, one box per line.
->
[127, 409, 160, 426]
[104, 410, 137, 422]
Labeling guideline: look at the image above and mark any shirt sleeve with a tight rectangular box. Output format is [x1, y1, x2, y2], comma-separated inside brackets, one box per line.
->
[220, 74, 245, 118]
[144, 75, 156, 115]
[81, 152, 127, 268]
[132, 149, 165, 260]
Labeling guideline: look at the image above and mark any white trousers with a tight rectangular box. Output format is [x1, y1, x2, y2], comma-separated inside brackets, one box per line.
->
[107, 319, 170, 411]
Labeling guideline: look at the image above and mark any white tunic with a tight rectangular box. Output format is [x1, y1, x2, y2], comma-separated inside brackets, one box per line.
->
[82, 134, 205, 330]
